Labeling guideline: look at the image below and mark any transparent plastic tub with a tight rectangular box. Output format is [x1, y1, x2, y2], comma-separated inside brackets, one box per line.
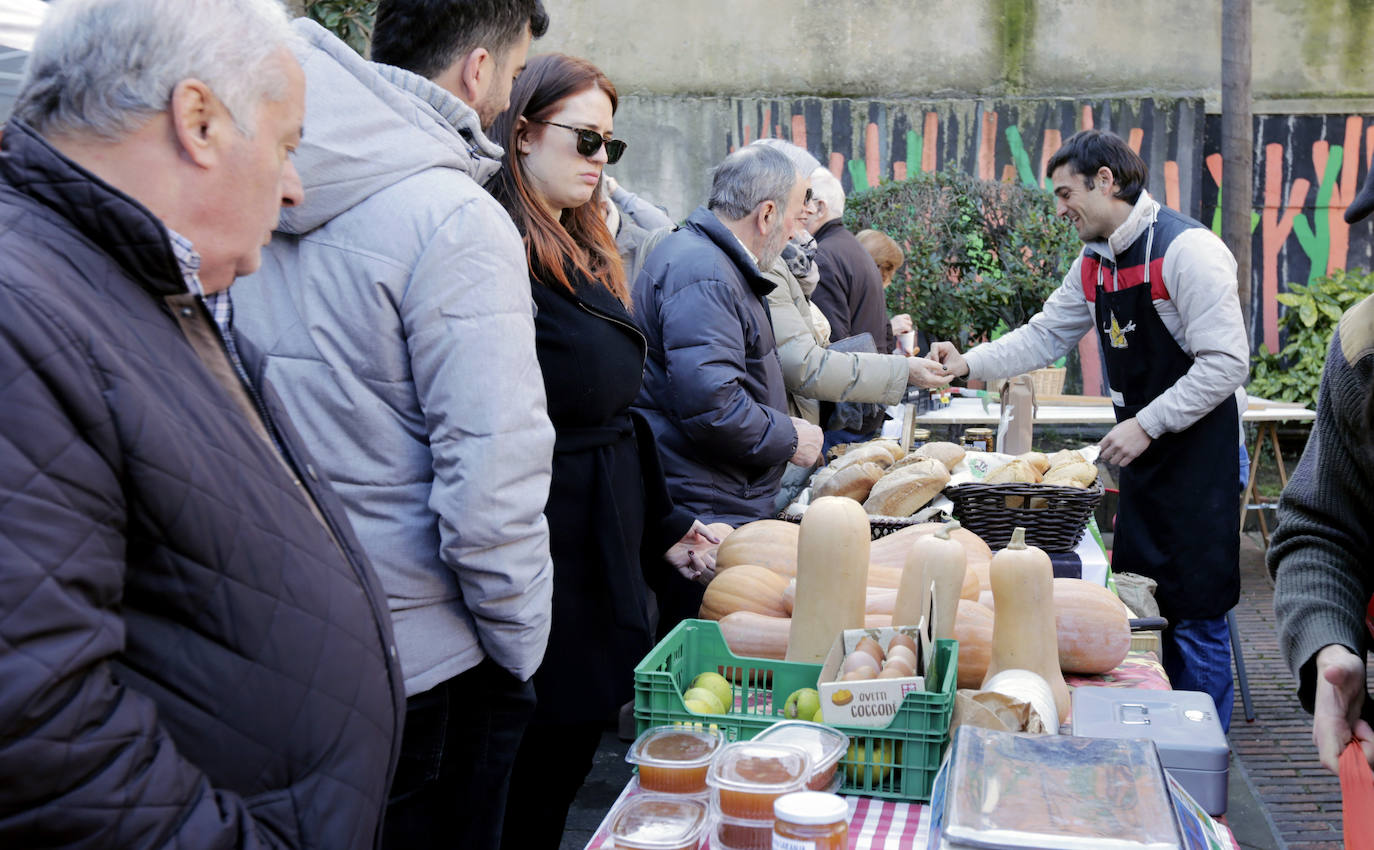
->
[706, 741, 810, 820]
[752, 720, 849, 792]
[607, 793, 709, 850]
[626, 726, 724, 794]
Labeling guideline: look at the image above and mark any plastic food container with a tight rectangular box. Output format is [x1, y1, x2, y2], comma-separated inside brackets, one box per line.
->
[626, 726, 724, 794]
[710, 811, 774, 850]
[706, 741, 810, 819]
[607, 794, 709, 850]
[753, 720, 849, 791]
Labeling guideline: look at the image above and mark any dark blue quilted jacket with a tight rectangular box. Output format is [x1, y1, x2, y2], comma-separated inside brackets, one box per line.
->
[631, 206, 797, 525]
[0, 120, 404, 848]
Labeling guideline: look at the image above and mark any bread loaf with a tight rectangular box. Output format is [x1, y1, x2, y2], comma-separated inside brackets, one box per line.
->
[910, 441, 966, 473]
[1042, 461, 1098, 488]
[985, 458, 1040, 485]
[1018, 451, 1050, 475]
[830, 444, 895, 473]
[1046, 449, 1085, 469]
[862, 459, 951, 517]
[814, 461, 886, 501]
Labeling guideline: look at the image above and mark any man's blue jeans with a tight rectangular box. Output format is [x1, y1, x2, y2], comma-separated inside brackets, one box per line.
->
[1162, 617, 1235, 732]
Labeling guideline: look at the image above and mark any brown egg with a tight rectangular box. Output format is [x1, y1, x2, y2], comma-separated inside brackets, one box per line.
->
[882, 657, 915, 677]
[886, 644, 918, 671]
[877, 665, 910, 679]
[887, 633, 918, 656]
[855, 636, 885, 666]
[841, 651, 877, 676]
[841, 666, 878, 682]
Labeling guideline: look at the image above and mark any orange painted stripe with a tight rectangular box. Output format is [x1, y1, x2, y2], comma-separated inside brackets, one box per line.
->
[1329, 116, 1363, 273]
[791, 115, 807, 150]
[1127, 128, 1143, 154]
[1206, 152, 1223, 187]
[761, 106, 771, 139]
[1081, 105, 1094, 130]
[978, 112, 998, 181]
[1262, 143, 1307, 354]
[922, 113, 938, 172]
[894, 161, 908, 182]
[1001, 164, 1018, 183]
[1040, 128, 1062, 185]
[743, 125, 754, 146]
[1163, 161, 1181, 211]
[866, 123, 881, 187]
[829, 152, 845, 179]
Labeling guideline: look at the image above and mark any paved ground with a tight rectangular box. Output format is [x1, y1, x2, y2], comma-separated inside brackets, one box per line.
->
[560, 532, 1341, 850]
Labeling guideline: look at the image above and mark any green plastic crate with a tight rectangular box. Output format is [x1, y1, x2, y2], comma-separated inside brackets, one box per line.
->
[632, 618, 957, 802]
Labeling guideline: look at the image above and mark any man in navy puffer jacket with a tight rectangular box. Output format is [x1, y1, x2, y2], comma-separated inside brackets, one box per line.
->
[0, 1, 403, 847]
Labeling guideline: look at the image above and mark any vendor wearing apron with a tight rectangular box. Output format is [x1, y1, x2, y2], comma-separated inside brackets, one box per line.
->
[931, 130, 1250, 730]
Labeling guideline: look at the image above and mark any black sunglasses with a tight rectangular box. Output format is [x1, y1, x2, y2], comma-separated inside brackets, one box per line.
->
[534, 120, 627, 164]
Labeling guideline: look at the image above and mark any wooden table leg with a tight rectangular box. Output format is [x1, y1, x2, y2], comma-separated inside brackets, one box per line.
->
[1241, 422, 1278, 548]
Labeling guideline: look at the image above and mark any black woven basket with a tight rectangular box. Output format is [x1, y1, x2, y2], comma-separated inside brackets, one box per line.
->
[943, 481, 1103, 552]
[777, 509, 920, 540]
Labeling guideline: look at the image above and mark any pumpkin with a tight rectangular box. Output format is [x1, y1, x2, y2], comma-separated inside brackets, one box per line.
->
[786, 497, 871, 663]
[870, 522, 992, 589]
[781, 582, 895, 616]
[1053, 578, 1132, 674]
[718, 611, 790, 660]
[715, 519, 799, 577]
[983, 528, 1072, 721]
[954, 599, 995, 688]
[698, 565, 790, 621]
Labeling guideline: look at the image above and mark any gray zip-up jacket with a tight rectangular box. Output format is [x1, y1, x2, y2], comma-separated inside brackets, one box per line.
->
[963, 191, 1248, 437]
[233, 20, 554, 695]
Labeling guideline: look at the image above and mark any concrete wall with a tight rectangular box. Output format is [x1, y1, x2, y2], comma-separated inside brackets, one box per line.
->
[537, 0, 1374, 111]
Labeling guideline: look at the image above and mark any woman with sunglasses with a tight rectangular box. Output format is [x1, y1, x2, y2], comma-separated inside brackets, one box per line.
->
[486, 54, 719, 848]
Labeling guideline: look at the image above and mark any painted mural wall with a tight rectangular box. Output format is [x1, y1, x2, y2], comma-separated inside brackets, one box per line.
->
[671, 95, 1374, 390]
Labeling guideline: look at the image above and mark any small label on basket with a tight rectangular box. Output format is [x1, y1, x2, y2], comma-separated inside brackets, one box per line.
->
[772, 836, 816, 850]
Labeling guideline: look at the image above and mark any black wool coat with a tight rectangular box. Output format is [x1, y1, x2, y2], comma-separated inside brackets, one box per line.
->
[529, 266, 693, 724]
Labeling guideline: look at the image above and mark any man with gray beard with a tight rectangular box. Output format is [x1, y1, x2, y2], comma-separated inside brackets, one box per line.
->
[632, 145, 821, 524]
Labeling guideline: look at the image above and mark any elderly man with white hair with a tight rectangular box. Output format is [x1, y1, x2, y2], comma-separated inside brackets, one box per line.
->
[0, 1, 403, 847]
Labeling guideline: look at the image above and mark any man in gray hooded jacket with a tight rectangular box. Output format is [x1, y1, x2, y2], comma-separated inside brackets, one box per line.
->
[231, 4, 553, 849]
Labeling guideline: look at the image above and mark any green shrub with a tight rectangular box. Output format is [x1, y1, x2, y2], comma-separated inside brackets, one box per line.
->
[843, 170, 1080, 349]
[1248, 268, 1374, 407]
[306, 0, 376, 56]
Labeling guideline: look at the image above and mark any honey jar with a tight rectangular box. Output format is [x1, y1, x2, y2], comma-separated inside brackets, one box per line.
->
[961, 427, 994, 453]
[626, 726, 723, 794]
[771, 791, 849, 849]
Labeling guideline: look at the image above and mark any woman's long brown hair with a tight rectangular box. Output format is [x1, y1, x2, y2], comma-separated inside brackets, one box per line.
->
[487, 54, 629, 306]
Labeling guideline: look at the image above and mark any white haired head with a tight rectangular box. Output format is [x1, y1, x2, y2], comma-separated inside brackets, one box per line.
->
[13, 0, 298, 140]
[809, 166, 845, 220]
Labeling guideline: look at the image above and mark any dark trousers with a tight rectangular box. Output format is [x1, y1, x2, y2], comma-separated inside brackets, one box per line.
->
[499, 719, 604, 850]
[383, 658, 536, 850]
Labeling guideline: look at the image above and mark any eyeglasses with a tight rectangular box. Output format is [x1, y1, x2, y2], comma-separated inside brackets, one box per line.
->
[534, 120, 627, 164]
[802, 188, 816, 210]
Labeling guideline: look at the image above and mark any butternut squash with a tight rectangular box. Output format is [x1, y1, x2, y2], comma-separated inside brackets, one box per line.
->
[954, 599, 994, 688]
[892, 520, 968, 639]
[1053, 578, 1132, 674]
[786, 497, 871, 663]
[698, 565, 790, 620]
[718, 611, 790, 660]
[973, 580, 1133, 674]
[983, 527, 1072, 721]
[715, 519, 799, 577]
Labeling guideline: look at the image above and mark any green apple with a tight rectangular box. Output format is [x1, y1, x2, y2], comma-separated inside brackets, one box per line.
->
[843, 739, 902, 786]
[811, 705, 825, 723]
[682, 687, 725, 714]
[783, 687, 821, 721]
[691, 672, 734, 712]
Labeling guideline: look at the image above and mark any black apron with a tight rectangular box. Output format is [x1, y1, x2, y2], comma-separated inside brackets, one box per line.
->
[1095, 218, 1240, 621]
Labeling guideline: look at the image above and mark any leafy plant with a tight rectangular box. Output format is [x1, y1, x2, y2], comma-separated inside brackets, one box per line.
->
[1248, 268, 1374, 407]
[305, 0, 376, 56]
[843, 169, 1080, 350]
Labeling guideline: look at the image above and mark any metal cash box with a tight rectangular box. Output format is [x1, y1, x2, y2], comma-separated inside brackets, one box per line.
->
[1071, 686, 1230, 816]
